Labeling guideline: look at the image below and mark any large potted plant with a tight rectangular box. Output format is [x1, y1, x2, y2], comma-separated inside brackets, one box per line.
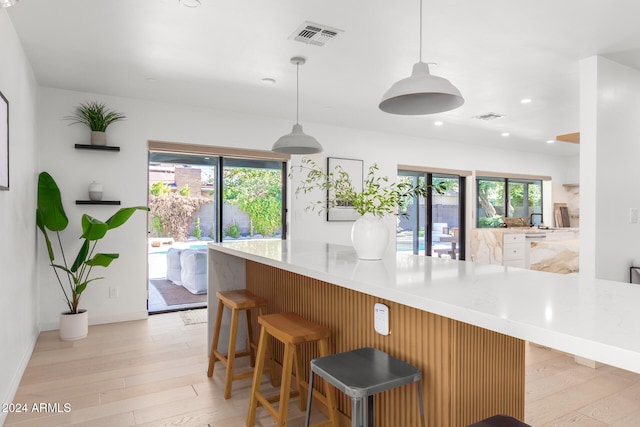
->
[64, 101, 126, 146]
[36, 172, 148, 340]
[291, 157, 444, 259]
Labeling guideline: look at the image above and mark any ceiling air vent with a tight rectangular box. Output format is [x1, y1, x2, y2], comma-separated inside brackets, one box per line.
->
[289, 21, 344, 47]
[473, 112, 504, 121]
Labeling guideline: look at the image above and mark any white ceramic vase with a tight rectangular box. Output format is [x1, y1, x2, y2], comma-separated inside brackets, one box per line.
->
[91, 130, 107, 146]
[59, 310, 88, 341]
[351, 213, 389, 260]
[88, 181, 103, 201]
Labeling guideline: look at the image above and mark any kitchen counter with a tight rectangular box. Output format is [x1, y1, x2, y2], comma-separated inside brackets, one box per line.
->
[209, 239, 640, 374]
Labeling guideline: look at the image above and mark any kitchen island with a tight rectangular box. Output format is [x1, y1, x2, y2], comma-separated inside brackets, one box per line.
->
[208, 239, 640, 426]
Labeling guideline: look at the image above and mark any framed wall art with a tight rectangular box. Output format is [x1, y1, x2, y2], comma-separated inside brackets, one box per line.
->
[0, 91, 8, 191]
[326, 157, 363, 221]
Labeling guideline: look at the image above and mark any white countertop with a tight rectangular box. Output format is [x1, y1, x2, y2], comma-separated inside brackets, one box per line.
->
[209, 239, 640, 374]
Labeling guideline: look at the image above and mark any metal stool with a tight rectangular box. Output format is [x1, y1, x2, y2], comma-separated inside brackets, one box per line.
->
[305, 347, 425, 427]
[467, 415, 531, 427]
[207, 289, 272, 399]
[246, 312, 339, 427]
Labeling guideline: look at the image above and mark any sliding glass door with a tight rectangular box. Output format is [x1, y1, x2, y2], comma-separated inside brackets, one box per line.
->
[147, 152, 286, 313]
[397, 170, 466, 260]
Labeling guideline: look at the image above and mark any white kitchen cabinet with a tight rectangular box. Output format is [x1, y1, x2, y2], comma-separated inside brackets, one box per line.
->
[503, 233, 526, 267]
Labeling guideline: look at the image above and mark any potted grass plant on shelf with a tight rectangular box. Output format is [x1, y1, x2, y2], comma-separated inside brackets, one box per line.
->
[36, 171, 148, 340]
[64, 101, 126, 146]
[291, 157, 444, 259]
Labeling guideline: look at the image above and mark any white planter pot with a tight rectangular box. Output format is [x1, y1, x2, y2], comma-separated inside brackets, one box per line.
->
[351, 213, 389, 260]
[90, 131, 107, 146]
[59, 310, 88, 341]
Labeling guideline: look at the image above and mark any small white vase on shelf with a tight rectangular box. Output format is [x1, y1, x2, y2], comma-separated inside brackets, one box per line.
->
[351, 213, 390, 260]
[88, 181, 103, 201]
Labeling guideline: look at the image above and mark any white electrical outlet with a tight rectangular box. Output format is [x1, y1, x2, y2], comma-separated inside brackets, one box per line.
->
[630, 208, 638, 224]
[374, 303, 389, 336]
[109, 287, 119, 298]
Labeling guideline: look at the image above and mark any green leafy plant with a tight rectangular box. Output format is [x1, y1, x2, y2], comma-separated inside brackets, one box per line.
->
[179, 184, 190, 197]
[223, 168, 282, 236]
[36, 172, 148, 314]
[478, 216, 504, 228]
[194, 217, 202, 240]
[149, 181, 171, 196]
[291, 158, 445, 218]
[148, 193, 210, 241]
[225, 223, 240, 238]
[64, 101, 126, 132]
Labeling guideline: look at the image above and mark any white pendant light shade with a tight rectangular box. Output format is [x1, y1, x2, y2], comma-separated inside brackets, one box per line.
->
[0, 0, 19, 7]
[379, 0, 464, 115]
[379, 62, 465, 115]
[272, 123, 322, 154]
[271, 56, 323, 155]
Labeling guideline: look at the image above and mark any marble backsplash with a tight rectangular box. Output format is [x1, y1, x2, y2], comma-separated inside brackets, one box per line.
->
[470, 228, 579, 274]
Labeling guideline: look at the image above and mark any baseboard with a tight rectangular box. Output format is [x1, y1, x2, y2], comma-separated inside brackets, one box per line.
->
[574, 355, 603, 369]
[0, 331, 39, 427]
[39, 310, 149, 332]
[88, 310, 149, 326]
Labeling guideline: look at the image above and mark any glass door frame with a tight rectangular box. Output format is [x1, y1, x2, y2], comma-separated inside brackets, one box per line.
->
[398, 170, 466, 260]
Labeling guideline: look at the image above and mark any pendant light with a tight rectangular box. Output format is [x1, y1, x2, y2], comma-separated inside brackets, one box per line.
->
[272, 56, 323, 154]
[0, 0, 19, 7]
[379, 0, 464, 115]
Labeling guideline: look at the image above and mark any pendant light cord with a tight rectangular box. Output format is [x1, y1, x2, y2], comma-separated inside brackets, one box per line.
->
[419, 0, 423, 63]
[296, 61, 300, 125]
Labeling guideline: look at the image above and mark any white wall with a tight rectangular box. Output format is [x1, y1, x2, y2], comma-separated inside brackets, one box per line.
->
[0, 10, 39, 426]
[580, 56, 640, 282]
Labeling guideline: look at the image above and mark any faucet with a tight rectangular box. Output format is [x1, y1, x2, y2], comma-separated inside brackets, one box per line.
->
[530, 212, 543, 227]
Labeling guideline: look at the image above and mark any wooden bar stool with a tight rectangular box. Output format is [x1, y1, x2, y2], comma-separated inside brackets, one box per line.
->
[246, 312, 339, 427]
[207, 289, 272, 400]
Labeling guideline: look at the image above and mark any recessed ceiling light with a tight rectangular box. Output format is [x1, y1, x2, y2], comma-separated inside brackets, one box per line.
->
[434, 121, 443, 126]
[520, 98, 532, 104]
[261, 78, 276, 84]
[501, 132, 510, 137]
[546, 140, 555, 144]
[179, 0, 201, 8]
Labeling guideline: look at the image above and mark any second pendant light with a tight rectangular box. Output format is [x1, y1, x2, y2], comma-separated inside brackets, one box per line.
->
[272, 56, 323, 155]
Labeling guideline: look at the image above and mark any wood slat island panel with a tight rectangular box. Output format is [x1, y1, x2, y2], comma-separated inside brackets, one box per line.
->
[246, 260, 525, 427]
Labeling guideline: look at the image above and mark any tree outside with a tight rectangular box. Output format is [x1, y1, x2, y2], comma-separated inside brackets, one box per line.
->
[223, 168, 282, 237]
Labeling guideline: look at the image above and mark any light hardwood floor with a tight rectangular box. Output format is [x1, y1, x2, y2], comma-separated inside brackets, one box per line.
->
[4, 310, 640, 427]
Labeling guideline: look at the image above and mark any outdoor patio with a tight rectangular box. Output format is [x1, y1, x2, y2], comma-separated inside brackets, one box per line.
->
[148, 239, 208, 313]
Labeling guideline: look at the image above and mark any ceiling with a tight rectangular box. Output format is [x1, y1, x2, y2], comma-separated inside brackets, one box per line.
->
[8, 0, 640, 156]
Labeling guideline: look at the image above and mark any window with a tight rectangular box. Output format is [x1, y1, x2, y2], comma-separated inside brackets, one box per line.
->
[397, 170, 466, 260]
[148, 152, 287, 242]
[476, 177, 542, 228]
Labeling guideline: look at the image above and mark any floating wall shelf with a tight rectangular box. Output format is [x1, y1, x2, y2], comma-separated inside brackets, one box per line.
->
[74, 144, 120, 152]
[76, 200, 121, 205]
